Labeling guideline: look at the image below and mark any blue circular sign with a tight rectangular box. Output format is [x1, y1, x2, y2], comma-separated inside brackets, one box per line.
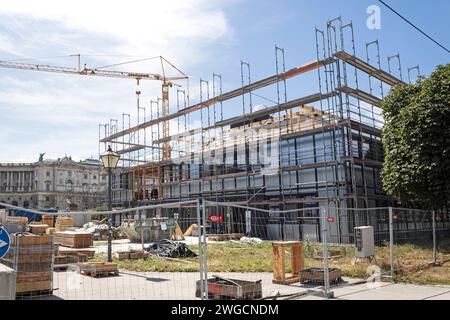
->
[0, 227, 10, 259]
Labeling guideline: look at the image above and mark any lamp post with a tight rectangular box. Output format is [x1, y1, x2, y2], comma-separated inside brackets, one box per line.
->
[100, 146, 120, 262]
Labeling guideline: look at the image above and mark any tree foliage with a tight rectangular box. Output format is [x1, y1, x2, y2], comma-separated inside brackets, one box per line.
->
[381, 64, 450, 209]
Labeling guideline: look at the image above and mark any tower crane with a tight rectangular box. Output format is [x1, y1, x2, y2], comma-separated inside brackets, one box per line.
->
[0, 55, 188, 161]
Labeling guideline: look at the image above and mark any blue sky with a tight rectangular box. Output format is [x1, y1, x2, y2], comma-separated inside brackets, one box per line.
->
[0, 0, 448, 162]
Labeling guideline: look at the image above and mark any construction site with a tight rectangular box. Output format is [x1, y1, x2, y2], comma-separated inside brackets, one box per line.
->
[0, 6, 449, 303]
[96, 18, 414, 244]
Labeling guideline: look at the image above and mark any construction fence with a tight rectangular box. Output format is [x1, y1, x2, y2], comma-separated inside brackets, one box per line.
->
[0, 201, 449, 300]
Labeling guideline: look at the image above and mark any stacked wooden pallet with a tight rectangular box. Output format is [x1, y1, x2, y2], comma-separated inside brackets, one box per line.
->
[6, 216, 28, 224]
[57, 247, 96, 258]
[2, 234, 54, 295]
[29, 223, 49, 235]
[42, 215, 54, 228]
[55, 217, 73, 231]
[54, 231, 93, 248]
[46, 227, 56, 235]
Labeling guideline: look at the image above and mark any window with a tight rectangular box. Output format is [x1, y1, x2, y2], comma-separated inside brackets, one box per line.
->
[68, 171, 72, 177]
[45, 196, 50, 202]
[84, 174, 88, 179]
[93, 175, 97, 180]
[46, 171, 50, 177]
[66, 179, 73, 192]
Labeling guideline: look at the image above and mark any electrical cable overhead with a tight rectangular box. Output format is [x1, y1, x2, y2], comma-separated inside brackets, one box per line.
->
[378, 0, 450, 54]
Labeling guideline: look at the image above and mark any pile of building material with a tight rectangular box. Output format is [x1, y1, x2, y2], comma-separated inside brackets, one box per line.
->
[55, 217, 73, 231]
[2, 233, 53, 296]
[29, 222, 49, 235]
[54, 231, 93, 248]
[42, 215, 54, 228]
[146, 239, 197, 258]
[3, 216, 28, 234]
[121, 218, 177, 243]
[78, 262, 119, 277]
[81, 220, 122, 240]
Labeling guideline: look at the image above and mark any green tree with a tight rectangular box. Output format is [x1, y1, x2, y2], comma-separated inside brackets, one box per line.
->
[381, 64, 450, 209]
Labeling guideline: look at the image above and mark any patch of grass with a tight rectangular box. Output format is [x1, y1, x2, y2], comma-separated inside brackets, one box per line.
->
[97, 240, 450, 285]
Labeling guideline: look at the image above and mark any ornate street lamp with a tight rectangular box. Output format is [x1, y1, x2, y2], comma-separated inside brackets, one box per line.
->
[100, 146, 120, 262]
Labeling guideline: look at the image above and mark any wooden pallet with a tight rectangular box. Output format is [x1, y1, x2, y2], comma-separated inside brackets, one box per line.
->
[55, 217, 73, 231]
[208, 233, 245, 241]
[115, 250, 149, 260]
[78, 262, 119, 278]
[58, 247, 96, 258]
[55, 231, 93, 248]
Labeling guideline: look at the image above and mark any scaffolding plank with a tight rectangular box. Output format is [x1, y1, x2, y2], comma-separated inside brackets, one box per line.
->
[216, 92, 336, 128]
[334, 51, 404, 87]
[100, 58, 334, 143]
[116, 145, 146, 155]
[338, 86, 382, 107]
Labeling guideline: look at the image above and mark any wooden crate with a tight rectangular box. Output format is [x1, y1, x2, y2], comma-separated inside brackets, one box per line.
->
[46, 227, 56, 235]
[272, 241, 304, 285]
[55, 231, 93, 248]
[55, 216, 73, 231]
[29, 223, 49, 235]
[78, 262, 119, 277]
[299, 268, 342, 285]
[42, 215, 54, 228]
[196, 277, 262, 300]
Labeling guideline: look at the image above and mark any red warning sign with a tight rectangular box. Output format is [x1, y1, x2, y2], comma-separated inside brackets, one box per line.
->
[208, 215, 224, 223]
[327, 216, 336, 223]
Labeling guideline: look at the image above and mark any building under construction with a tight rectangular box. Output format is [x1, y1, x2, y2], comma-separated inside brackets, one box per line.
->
[98, 18, 423, 242]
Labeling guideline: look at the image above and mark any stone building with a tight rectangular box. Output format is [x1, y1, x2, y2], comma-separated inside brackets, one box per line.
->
[0, 156, 107, 210]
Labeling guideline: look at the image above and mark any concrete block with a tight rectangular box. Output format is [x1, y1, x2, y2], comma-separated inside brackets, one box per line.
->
[0, 264, 16, 300]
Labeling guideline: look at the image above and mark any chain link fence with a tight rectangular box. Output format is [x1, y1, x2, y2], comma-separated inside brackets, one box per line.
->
[0, 201, 449, 300]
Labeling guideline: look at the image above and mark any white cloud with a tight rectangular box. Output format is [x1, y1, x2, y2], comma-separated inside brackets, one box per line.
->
[0, 0, 232, 59]
[0, 0, 236, 162]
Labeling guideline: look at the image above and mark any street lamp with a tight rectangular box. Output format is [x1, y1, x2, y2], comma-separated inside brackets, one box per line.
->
[100, 145, 120, 262]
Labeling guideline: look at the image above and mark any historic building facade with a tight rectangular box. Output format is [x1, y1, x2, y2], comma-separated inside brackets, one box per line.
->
[0, 156, 107, 210]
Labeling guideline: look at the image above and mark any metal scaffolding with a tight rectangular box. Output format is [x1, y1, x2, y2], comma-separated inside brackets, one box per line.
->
[99, 17, 421, 241]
